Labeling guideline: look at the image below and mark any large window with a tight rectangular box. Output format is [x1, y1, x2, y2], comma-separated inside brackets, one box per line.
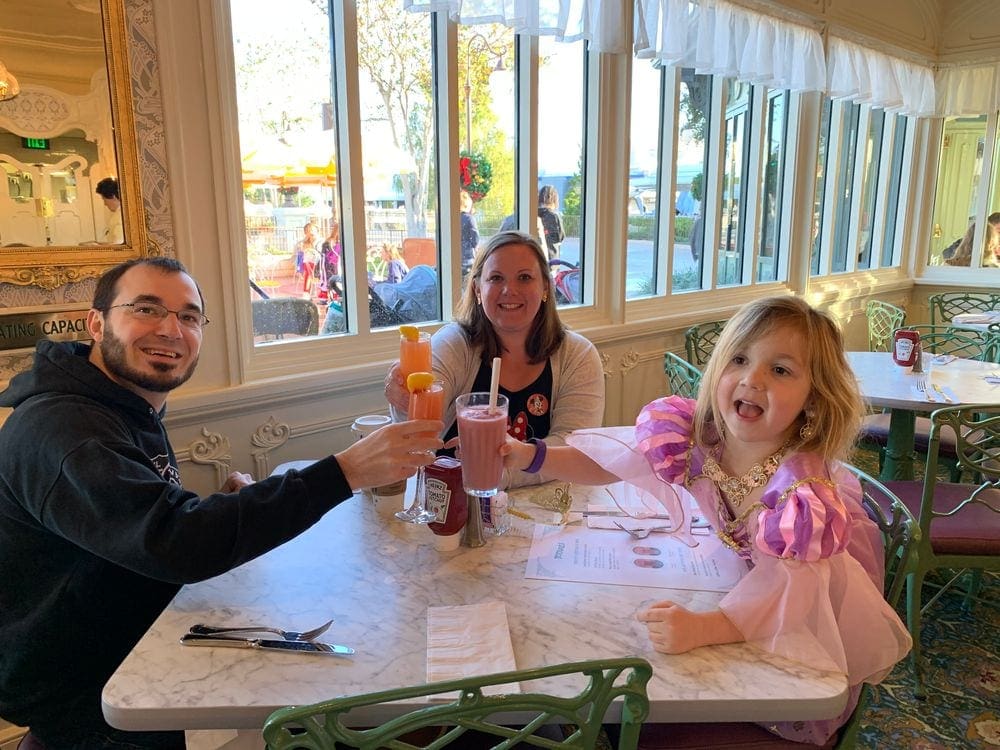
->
[229, 2, 596, 347]
[811, 100, 909, 276]
[537, 37, 587, 305]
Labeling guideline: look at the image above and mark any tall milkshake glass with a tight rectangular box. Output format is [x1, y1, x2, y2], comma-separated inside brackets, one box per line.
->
[455, 392, 509, 497]
[395, 373, 445, 524]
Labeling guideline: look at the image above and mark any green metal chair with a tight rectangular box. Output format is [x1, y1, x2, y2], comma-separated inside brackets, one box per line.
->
[883, 404, 1000, 699]
[684, 320, 727, 369]
[663, 352, 702, 399]
[262, 657, 652, 749]
[987, 321, 1000, 363]
[630, 466, 917, 750]
[927, 291, 1000, 325]
[864, 300, 905, 353]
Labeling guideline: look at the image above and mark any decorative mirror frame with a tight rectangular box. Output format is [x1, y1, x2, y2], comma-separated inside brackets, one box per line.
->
[0, 0, 150, 290]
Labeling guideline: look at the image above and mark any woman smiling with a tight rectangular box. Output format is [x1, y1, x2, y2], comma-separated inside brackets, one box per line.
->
[385, 231, 603, 489]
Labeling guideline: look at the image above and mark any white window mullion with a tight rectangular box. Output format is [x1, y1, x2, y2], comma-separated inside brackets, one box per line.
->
[743, 84, 765, 287]
[817, 100, 844, 277]
[703, 78, 725, 290]
[658, 66, 680, 294]
[331, 0, 368, 333]
[844, 105, 871, 274]
[869, 112, 895, 270]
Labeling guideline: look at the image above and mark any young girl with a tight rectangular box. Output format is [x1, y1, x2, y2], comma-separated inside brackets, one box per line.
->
[506, 296, 911, 746]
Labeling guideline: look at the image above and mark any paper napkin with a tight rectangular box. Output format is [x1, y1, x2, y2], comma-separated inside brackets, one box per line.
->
[426, 600, 519, 694]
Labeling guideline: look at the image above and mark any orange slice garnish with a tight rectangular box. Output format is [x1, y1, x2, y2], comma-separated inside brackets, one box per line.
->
[406, 372, 435, 393]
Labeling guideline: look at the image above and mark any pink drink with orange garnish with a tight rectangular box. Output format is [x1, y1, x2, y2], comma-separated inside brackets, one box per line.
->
[409, 381, 444, 421]
[400, 331, 432, 379]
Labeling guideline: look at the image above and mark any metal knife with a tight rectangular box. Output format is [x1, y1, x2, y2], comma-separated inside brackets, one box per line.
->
[579, 510, 672, 519]
[180, 633, 355, 656]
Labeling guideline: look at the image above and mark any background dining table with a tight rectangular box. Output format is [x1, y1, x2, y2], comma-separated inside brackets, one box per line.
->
[102, 483, 849, 735]
[846, 351, 1000, 480]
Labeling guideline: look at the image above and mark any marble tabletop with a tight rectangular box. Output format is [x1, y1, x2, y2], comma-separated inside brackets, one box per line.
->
[102, 485, 848, 732]
[847, 351, 999, 409]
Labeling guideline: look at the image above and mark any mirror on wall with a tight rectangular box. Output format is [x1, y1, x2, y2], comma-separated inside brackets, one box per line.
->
[0, 0, 146, 290]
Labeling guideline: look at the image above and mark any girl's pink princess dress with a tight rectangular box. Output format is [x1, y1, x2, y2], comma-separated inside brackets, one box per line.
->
[566, 396, 911, 746]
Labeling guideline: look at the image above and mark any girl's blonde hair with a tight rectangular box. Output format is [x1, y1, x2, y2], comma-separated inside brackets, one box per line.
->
[693, 296, 863, 462]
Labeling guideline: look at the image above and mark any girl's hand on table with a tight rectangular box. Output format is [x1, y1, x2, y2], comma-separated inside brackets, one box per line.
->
[637, 600, 743, 654]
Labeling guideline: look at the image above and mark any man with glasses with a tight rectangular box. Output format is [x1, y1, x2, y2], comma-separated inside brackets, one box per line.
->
[0, 257, 442, 749]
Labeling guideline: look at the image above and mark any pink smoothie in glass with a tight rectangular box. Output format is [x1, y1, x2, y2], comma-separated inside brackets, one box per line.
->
[457, 406, 507, 495]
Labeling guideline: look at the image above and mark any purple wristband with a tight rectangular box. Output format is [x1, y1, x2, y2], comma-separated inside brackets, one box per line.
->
[523, 438, 547, 474]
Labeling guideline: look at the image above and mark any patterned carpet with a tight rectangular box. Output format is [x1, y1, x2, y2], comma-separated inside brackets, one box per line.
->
[849, 449, 1000, 749]
[856, 572, 999, 749]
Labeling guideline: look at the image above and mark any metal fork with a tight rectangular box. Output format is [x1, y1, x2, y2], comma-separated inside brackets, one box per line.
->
[188, 618, 334, 641]
[915, 376, 927, 393]
[613, 520, 673, 539]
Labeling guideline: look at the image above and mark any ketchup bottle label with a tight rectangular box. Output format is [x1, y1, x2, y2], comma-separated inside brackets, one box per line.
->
[425, 477, 451, 524]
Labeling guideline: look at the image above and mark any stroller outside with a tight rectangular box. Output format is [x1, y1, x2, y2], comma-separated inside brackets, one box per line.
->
[550, 258, 580, 305]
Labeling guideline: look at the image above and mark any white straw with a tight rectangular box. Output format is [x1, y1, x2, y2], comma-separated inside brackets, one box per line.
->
[488, 357, 502, 413]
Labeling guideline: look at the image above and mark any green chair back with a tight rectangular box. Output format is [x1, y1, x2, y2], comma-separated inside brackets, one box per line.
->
[927, 292, 1000, 325]
[262, 657, 652, 750]
[663, 352, 702, 399]
[865, 300, 905, 353]
[892, 324, 995, 362]
[837, 465, 919, 749]
[684, 320, 727, 369]
[888, 404, 1000, 698]
[987, 322, 1000, 363]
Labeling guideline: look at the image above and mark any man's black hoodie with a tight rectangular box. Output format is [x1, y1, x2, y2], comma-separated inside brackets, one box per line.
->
[0, 341, 351, 736]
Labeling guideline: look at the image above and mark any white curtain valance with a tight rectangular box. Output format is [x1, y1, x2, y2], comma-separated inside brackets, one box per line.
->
[827, 37, 935, 116]
[402, 0, 628, 54]
[935, 63, 1000, 117]
[632, 0, 825, 92]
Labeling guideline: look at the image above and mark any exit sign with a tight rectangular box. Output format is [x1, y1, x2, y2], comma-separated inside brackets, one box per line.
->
[22, 137, 50, 149]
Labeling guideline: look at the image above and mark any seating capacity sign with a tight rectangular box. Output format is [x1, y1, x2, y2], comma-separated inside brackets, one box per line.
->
[0, 310, 91, 350]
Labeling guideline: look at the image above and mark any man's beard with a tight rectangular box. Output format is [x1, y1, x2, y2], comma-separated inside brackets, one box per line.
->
[99, 327, 198, 394]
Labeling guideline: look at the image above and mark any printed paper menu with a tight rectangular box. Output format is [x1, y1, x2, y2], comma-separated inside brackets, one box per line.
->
[525, 524, 746, 593]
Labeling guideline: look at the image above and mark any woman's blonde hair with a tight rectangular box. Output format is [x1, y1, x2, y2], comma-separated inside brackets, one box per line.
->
[693, 296, 863, 462]
[455, 230, 564, 364]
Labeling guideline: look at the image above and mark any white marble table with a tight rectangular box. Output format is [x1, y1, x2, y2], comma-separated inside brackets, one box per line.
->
[847, 351, 1000, 479]
[102, 486, 848, 732]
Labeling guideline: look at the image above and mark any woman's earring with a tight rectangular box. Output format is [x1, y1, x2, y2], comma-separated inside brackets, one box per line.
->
[476, 296, 482, 305]
[542, 294, 548, 302]
[799, 410, 816, 441]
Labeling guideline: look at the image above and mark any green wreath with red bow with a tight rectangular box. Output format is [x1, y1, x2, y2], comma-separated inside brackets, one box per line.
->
[459, 150, 493, 202]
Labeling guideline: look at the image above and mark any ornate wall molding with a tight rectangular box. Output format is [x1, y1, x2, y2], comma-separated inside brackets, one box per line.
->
[250, 416, 292, 478]
[185, 427, 233, 487]
[619, 349, 641, 375]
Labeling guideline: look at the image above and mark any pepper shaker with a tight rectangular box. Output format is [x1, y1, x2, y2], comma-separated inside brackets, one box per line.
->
[462, 492, 486, 547]
[912, 342, 924, 373]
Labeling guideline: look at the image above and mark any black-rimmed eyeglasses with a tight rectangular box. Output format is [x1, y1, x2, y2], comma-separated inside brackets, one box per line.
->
[105, 302, 210, 330]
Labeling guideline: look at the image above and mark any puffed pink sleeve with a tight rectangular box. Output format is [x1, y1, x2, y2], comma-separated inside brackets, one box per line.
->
[565, 396, 697, 525]
[719, 454, 911, 686]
